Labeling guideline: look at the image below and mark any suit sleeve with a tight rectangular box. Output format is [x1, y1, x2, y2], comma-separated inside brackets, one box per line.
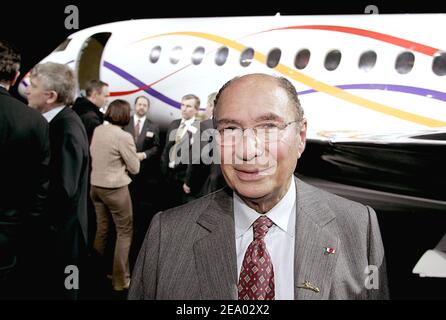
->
[128, 212, 162, 300]
[184, 123, 211, 190]
[365, 205, 390, 300]
[119, 133, 140, 175]
[143, 124, 160, 161]
[49, 124, 88, 225]
[81, 113, 102, 144]
[28, 118, 50, 220]
[161, 126, 174, 176]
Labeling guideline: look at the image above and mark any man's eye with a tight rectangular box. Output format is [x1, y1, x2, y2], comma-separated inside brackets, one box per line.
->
[225, 127, 239, 131]
[258, 123, 278, 129]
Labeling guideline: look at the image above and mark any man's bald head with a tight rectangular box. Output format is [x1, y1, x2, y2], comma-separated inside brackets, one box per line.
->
[214, 74, 304, 123]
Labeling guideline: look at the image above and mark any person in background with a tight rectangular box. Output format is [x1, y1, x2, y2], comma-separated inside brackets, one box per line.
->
[90, 99, 144, 291]
[27, 62, 89, 299]
[123, 96, 160, 267]
[0, 40, 50, 299]
[72, 80, 109, 144]
[187, 92, 226, 198]
[160, 94, 201, 208]
[72, 80, 109, 260]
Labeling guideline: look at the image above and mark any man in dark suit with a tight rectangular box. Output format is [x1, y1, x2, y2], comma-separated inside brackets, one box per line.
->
[0, 40, 50, 299]
[160, 94, 201, 208]
[129, 74, 389, 300]
[72, 80, 108, 144]
[187, 92, 226, 198]
[123, 96, 160, 265]
[72, 80, 108, 256]
[27, 62, 89, 299]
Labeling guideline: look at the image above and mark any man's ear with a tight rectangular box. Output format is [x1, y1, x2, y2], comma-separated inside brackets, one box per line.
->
[298, 118, 307, 156]
[46, 91, 59, 105]
[11, 71, 20, 87]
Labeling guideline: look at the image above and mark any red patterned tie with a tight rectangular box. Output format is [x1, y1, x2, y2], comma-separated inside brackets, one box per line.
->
[238, 216, 275, 300]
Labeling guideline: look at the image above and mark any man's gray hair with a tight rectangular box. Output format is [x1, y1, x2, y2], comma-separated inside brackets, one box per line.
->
[214, 74, 304, 122]
[30, 62, 76, 105]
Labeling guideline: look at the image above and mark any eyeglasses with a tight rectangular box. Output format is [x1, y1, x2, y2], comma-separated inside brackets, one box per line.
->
[216, 120, 299, 146]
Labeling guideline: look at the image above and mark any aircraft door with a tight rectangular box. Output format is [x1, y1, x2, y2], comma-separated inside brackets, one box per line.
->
[75, 32, 111, 94]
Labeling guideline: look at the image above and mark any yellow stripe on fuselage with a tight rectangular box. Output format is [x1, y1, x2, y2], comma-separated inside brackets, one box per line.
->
[133, 31, 446, 127]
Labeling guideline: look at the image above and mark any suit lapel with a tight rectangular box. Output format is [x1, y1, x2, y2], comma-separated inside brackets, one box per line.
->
[194, 188, 238, 299]
[293, 178, 339, 300]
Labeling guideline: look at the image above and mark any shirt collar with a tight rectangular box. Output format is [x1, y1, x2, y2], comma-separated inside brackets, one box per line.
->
[43, 105, 65, 123]
[134, 114, 146, 125]
[234, 177, 296, 238]
[181, 117, 195, 126]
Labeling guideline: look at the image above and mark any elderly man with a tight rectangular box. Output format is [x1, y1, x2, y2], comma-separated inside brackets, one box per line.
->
[27, 62, 89, 299]
[129, 74, 388, 300]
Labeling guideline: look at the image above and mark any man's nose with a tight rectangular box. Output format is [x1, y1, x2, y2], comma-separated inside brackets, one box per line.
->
[236, 129, 262, 161]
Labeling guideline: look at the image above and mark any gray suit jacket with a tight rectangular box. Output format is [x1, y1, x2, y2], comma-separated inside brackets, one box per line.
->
[129, 177, 389, 300]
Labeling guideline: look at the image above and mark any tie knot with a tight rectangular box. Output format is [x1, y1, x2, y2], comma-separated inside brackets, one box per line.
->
[253, 216, 273, 240]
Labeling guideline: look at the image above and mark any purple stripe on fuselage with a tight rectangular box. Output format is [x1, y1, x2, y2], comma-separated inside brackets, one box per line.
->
[103, 61, 181, 109]
[299, 84, 446, 102]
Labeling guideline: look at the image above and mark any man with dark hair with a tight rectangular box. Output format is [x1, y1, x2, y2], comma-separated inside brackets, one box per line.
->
[124, 96, 160, 266]
[72, 80, 109, 260]
[130, 74, 388, 300]
[72, 80, 109, 143]
[0, 40, 50, 298]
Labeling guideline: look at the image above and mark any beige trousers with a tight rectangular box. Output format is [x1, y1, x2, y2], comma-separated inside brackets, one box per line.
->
[91, 185, 133, 290]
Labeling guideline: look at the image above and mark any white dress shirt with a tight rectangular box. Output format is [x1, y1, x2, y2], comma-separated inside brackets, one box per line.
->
[234, 178, 296, 300]
[42, 105, 65, 123]
[178, 116, 196, 140]
[133, 115, 146, 136]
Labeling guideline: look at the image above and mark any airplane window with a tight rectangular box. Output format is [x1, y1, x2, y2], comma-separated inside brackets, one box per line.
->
[294, 49, 310, 70]
[149, 46, 162, 63]
[215, 47, 229, 66]
[432, 52, 446, 76]
[324, 50, 342, 71]
[358, 50, 377, 72]
[240, 48, 254, 67]
[267, 48, 281, 68]
[192, 47, 205, 65]
[395, 51, 415, 74]
[170, 46, 182, 64]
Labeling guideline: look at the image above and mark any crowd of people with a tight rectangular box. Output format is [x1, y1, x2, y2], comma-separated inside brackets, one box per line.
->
[0, 40, 389, 300]
[0, 40, 226, 298]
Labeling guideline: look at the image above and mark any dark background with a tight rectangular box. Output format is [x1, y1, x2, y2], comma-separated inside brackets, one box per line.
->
[1, 0, 446, 300]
